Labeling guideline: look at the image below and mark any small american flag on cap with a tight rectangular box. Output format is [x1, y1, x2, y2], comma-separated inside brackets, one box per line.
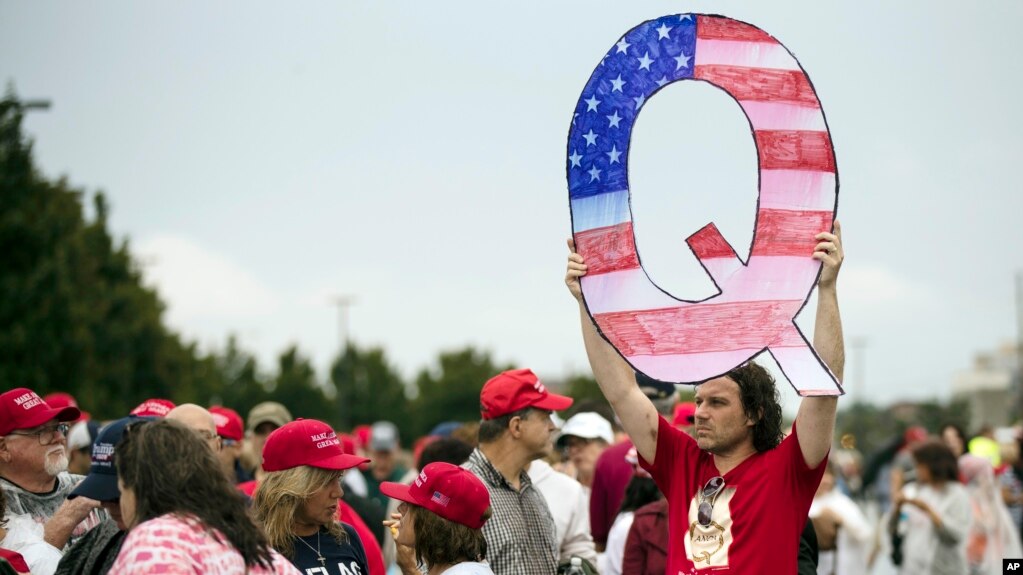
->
[431, 491, 451, 507]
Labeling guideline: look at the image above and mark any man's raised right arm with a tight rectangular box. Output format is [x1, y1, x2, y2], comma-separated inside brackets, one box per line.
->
[566, 239, 660, 464]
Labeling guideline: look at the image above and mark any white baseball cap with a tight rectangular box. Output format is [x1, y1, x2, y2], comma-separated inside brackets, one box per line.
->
[556, 412, 613, 446]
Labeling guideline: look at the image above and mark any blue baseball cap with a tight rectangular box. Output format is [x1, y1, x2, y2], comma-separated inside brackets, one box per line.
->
[69, 416, 153, 502]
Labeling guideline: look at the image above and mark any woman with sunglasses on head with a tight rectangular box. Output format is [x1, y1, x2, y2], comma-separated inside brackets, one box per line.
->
[253, 419, 375, 575]
[107, 419, 299, 574]
[888, 440, 970, 575]
[382, 462, 494, 575]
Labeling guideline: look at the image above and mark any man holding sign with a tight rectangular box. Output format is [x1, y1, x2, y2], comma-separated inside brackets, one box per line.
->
[564, 223, 845, 575]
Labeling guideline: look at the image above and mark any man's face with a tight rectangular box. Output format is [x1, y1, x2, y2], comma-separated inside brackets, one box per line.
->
[816, 468, 835, 497]
[693, 377, 753, 455]
[371, 449, 395, 479]
[217, 439, 242, 477]
[168, 409, 221, 452]
[2, 420, 70, 478]
[564, 436, 607, 477]
[518, 409, 556, 459]
[295, 472, 344, 531]
[68, 446, 92, 475]
[250, 422, 278, 463]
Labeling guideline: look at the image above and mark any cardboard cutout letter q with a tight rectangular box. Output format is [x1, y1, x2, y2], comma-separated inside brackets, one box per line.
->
[567, 14, 842, 396]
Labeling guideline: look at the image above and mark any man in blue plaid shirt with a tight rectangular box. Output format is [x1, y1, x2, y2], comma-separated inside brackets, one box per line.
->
[463, 369, 574, 575]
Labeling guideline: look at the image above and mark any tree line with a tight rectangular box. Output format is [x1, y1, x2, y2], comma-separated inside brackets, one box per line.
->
[0, 91, 546, 441]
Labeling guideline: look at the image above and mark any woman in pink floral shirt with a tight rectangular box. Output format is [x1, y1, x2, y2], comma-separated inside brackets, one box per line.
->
[108, 419, 300, 574]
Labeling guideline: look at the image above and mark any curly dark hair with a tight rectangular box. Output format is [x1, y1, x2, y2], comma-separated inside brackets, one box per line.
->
[116, 419, 275, 569]
[407, 503, 491, 568]
[724, 362, 783, 453]
[911, 440, 959, 483]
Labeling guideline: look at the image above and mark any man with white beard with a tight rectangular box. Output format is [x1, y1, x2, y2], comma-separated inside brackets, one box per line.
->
[0, 388, 105, 550]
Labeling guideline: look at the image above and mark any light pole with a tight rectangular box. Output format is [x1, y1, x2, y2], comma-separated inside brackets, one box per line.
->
[18, 99, 52, 112]
[1014, 271, 1023, 416]
[329, 295, 357, 351]
[850, 337, 868, 404]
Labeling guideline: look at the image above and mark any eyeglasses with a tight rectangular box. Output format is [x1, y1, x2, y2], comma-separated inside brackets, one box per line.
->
[697, 476, 725, 527]
[7, 423, 70, 445]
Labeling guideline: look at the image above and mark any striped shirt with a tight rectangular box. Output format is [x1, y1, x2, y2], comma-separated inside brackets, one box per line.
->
[463, 449, 558, 575]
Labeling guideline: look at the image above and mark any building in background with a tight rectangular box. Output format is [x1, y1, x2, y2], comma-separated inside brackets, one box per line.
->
[952, 342, 1020, 429]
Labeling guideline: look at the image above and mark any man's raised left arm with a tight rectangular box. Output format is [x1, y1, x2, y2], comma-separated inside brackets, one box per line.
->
[795, 220, 845, 468]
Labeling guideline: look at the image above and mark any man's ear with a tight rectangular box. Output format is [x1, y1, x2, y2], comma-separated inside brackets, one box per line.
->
[508, 415, 525, 439]
[746, 407, 763, 428]
[0, 437, 11, 463]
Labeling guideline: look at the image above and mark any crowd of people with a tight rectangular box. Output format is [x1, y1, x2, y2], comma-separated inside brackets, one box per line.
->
[2, 225, 1022, 574]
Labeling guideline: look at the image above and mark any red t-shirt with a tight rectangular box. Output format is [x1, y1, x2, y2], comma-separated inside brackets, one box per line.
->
[640, 417, 825, 575]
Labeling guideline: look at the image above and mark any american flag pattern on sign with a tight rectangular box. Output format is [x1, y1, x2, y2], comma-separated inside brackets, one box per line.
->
[567, 14, 842, 396]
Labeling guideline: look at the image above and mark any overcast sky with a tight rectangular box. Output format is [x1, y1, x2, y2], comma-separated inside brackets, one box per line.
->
[3, 1, 1021, 413]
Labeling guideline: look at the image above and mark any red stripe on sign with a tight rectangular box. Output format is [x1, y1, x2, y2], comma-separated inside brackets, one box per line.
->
[755, 131, 835, 172]
[575, 222, 641, 275]
[694, 65, 819, 106]
[687, 223, 737, 260]
[595, 300, 804, 356]
[696, 15, 776, 43]
[751, 209, 833, 257]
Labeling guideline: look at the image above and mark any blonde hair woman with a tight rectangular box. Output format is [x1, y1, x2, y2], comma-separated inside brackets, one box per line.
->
[253, 419, 372, 574]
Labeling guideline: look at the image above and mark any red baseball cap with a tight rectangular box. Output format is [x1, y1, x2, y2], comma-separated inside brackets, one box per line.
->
[338, 433, 358, 456]
[353, 424, 371, 451]
[130, 398, 176, 418]
[0, 388, 81, 435]
[480, 368, 573, 420]
[262, 419, 370, 472]
[673, 402, 696, 427]
[904, 426, 928, 446]
[42, 392, 89, 423]
[210, 406, 244, 442]
[381, 462, 491, 529]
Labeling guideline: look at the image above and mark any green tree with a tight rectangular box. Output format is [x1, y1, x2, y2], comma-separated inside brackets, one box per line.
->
[207, 335, 270, 417]
[915, 397, 971, 436]
[564, 373, 604, 404]
[330, 343, 409, 436]
[269, 345, 335, 426]
[835, 401, 900, 459]
[834, 397, 972, 462]
[0, 90, 211, 418]
[411, 347, 513, 439]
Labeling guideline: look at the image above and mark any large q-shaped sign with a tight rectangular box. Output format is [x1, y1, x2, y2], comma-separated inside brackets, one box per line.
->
[567, 14, 842, 397]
